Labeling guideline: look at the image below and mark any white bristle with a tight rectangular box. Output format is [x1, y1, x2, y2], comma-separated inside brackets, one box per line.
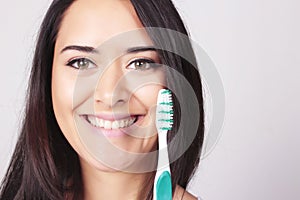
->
[156, 89, 174, 131]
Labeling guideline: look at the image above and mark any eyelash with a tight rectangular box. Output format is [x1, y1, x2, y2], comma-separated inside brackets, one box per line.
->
[127, 58, 158, 71]
[66, 57, 159, 71]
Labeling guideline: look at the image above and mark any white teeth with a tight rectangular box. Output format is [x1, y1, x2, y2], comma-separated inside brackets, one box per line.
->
[104, 121, 112, 129]
[100, 119, 104, 127]
[112, 121, 118, 129]
[96, 118, 101, 127]
[119, 120, 124, 128]
[86, 115, 137, 129]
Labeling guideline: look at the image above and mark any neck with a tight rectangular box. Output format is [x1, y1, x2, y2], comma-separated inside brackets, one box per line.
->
[80, 159, 154, 200]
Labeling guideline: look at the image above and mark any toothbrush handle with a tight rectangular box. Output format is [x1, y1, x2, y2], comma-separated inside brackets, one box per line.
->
[154, 131, 172, 200]
[155, 171, 172, 200]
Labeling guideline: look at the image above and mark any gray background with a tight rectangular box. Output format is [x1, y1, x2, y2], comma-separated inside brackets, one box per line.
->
[1, 0, 299, 199]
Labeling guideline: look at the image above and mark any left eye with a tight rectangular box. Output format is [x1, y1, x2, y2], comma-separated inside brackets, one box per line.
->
[127, 59, 156, 70]
[66, 58, 97, 70]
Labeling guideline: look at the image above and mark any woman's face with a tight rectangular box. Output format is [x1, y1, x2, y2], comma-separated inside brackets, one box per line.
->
[52, 0, 165, 172]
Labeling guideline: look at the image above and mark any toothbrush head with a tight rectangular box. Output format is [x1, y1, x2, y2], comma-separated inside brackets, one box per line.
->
[156, 89, 174, 132]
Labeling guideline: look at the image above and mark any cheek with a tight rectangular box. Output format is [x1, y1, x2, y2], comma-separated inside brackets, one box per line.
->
[136, 85, 164, 108]
[51, 66, 77, 144]
[52, 67, 74, 116]
[127, 68, 166, 107]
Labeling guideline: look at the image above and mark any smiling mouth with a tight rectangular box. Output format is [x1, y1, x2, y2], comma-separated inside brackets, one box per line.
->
[82, 115, 141, 129]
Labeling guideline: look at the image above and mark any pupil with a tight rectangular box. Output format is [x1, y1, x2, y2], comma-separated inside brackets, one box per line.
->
[79, 59, 88, 68]
[136, 61, 145, 68]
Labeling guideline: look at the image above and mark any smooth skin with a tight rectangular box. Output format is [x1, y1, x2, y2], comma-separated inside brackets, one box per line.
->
[52, 0, 197, 199]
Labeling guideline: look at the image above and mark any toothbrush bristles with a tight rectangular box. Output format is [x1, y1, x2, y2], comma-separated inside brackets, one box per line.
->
[156, 89, 174, 132]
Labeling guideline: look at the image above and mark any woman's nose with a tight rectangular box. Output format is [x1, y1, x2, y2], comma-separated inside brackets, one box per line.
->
[94, 62, 129, 107]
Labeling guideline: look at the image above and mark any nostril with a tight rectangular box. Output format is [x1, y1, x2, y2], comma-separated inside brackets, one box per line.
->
[94, 94, 127, 106]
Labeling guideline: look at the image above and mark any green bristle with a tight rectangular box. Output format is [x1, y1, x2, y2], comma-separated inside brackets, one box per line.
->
[158, 119, 173, 123]
[159, 102, 173, 106]
[161, 90, 171, 94]
[160, 127, 172, 131]
[158, 110, 174, 114]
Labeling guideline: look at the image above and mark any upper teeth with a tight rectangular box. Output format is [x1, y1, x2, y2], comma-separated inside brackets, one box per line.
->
[87, 116, 137, 129]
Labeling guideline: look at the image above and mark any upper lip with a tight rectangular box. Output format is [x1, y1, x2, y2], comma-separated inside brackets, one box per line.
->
[81, 113, 142, 121]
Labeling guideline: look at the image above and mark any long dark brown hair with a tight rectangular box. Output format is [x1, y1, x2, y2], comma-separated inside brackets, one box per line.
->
[0, 0, 204, 199]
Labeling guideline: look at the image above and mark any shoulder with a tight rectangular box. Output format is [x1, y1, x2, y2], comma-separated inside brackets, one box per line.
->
[173, 185, 198, 200]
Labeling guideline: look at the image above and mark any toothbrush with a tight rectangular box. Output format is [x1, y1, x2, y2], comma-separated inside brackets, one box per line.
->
[154, 89, 173, 200]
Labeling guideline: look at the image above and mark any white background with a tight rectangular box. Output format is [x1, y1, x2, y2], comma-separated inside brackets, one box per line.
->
[1, 0, 299, 200]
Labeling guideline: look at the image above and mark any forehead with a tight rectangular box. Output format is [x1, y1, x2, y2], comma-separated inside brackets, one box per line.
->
[56, 0, 151, 49]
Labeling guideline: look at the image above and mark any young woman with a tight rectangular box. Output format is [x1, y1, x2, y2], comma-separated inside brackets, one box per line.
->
[0, 0, 204, 199]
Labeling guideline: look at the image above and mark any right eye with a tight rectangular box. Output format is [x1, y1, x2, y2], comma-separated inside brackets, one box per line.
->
[66, 58, 97, 70]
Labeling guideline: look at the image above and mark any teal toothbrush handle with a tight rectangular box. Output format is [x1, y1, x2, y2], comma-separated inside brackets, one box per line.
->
[156, 171, 172, 200]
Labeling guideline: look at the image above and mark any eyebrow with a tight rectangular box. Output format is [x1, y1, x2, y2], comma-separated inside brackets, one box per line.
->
[60, 45, 99, 54]
[126, 46, 157, 53]
[60, 45, 157, 54]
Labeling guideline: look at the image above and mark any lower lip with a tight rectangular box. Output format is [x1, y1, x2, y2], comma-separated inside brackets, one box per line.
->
[81, 116, 143, 138]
